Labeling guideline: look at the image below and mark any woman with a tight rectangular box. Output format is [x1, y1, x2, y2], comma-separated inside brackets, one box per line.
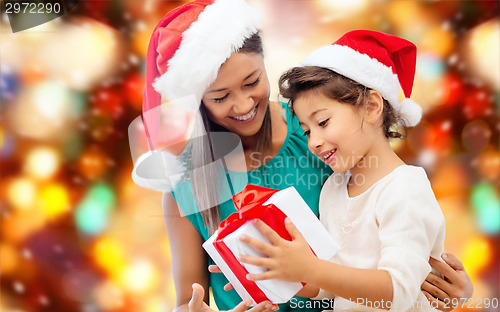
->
[130, 0, 473, 311]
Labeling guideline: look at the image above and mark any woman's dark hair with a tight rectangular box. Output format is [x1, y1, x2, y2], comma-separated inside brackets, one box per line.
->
[279, 66, 407, 139]
[191, 32, 270, 234]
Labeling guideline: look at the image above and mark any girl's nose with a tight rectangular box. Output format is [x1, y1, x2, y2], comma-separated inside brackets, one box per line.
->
[308, 132, 324, 150]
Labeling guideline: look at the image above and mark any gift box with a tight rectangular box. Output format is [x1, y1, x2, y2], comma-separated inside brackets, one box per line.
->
[203, 185, 340, 305]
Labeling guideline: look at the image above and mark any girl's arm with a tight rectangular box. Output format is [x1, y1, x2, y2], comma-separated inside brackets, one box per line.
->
[163, 193, 276, 312]
[239, 219, 393, 309]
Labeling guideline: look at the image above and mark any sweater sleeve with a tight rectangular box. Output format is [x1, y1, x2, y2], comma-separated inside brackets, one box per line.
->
[375, 168, 446, 311]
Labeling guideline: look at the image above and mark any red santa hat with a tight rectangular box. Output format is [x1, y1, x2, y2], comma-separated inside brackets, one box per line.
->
[144, 0, 261, 150]
[299, 30, 422, 127]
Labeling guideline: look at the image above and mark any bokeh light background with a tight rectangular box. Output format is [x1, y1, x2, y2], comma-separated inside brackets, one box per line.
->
[0, 1, 499, 311]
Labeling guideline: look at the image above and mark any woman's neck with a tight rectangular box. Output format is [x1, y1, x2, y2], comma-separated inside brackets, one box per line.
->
[240, 132, 261, 151]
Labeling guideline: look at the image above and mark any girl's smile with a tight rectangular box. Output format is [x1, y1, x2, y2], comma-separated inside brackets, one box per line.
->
[318, 148, 337, 165]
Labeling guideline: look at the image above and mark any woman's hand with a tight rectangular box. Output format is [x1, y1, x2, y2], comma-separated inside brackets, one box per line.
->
[421, 253, 473, 311]
[188, 283, 278, 312]
[238, 218, 316, 283]
[208, 265, 234, 291]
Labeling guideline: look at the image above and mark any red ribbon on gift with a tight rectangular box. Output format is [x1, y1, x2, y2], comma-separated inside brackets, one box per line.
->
[213, 185, 293, 304]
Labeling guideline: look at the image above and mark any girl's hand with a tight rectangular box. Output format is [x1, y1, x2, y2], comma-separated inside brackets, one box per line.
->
[421, 253, 473, 311]
[188, 283, 278, 312]
[238, 218, 316, 283]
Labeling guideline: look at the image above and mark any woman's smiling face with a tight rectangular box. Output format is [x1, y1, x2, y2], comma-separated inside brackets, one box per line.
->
[202, 52, 270, 138]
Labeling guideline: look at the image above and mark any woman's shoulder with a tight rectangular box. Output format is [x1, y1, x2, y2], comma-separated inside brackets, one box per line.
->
[269, 101, 288, 124]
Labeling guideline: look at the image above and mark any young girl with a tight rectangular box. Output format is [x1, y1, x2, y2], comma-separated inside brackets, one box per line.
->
[237, 30, 446, 311]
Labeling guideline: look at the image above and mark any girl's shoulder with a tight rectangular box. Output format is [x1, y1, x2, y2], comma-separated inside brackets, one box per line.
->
[375, 165, 435, 200]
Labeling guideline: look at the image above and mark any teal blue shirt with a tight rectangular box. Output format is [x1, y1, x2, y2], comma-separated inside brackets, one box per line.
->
[172, 103, 332, 311]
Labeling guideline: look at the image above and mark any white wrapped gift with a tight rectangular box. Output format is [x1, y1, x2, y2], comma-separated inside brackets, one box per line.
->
[203, 185, 340, 305]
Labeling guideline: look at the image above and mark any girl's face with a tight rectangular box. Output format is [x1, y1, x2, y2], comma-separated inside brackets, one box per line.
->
[294, 91, 374, 173]
[202, 52, 270, 138]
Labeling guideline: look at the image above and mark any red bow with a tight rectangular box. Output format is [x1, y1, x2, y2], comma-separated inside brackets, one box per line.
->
[213, 185, 293, 304]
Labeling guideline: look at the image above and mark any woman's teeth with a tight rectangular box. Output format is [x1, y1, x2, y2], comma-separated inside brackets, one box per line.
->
[232, 106, 257, 121]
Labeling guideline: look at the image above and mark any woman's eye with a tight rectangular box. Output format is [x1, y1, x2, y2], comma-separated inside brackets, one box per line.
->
[213, 94, 229, 103]
[303, 130, 310, 137]
[245, 77, 260, 87]
[318, 118, 330, 127]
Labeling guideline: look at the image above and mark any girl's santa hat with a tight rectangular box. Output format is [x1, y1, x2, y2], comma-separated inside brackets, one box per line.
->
[131, 0, 261, 192]
[300, 30, 422, 127]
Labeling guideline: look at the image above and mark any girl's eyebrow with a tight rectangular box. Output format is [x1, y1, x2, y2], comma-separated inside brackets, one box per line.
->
[299, 109, 327, 126]
[310, 108, 327, 117]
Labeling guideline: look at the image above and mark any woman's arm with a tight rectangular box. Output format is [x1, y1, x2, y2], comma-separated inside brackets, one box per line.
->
[421, 253, 473, 311]
[163, 193, 276, 312]
[162, 192, 211, 312]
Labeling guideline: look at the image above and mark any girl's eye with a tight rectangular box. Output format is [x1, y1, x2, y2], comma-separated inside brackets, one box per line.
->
[303, 130, 310, 137]
[318, 118, 330, 127]
[245, 77, 260, 87]
[213, 94, 229, 103]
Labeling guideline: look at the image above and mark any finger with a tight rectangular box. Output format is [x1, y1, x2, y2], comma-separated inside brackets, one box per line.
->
[231, 300, 252, 312]
[422, 290, 452, 312]
[247, 271, 276, 281]
[189, 283, 206, 312]
[441, 253, 465, 271]
[208, 265, 222, 273]
[252, 219, 284, 245]
[224, 282, 234, 291]
[429, 256, 460, 284]
[421, 280, 450, 302]
[284, 217, 304, 241]
[239, 234, 275, 256]
[247, 301, 275, 312]
[425, 271, 453, 295]
[238, 254, 274, 269]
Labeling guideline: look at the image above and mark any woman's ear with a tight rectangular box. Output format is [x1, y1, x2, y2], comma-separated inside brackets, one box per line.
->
[364, 90, 384, 124]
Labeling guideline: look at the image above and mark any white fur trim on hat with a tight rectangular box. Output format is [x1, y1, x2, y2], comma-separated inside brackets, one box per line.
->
[299, 44, 424, 126]
[153, 0, 261, 104]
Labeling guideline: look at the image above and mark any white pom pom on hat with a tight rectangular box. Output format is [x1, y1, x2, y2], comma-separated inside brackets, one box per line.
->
[299, 30, 422, 127]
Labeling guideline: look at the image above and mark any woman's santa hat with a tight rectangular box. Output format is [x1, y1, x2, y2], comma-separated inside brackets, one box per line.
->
[299, 30, 422, 127]
[144, 0, 261, 150]
[131, 0, 261, 192]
